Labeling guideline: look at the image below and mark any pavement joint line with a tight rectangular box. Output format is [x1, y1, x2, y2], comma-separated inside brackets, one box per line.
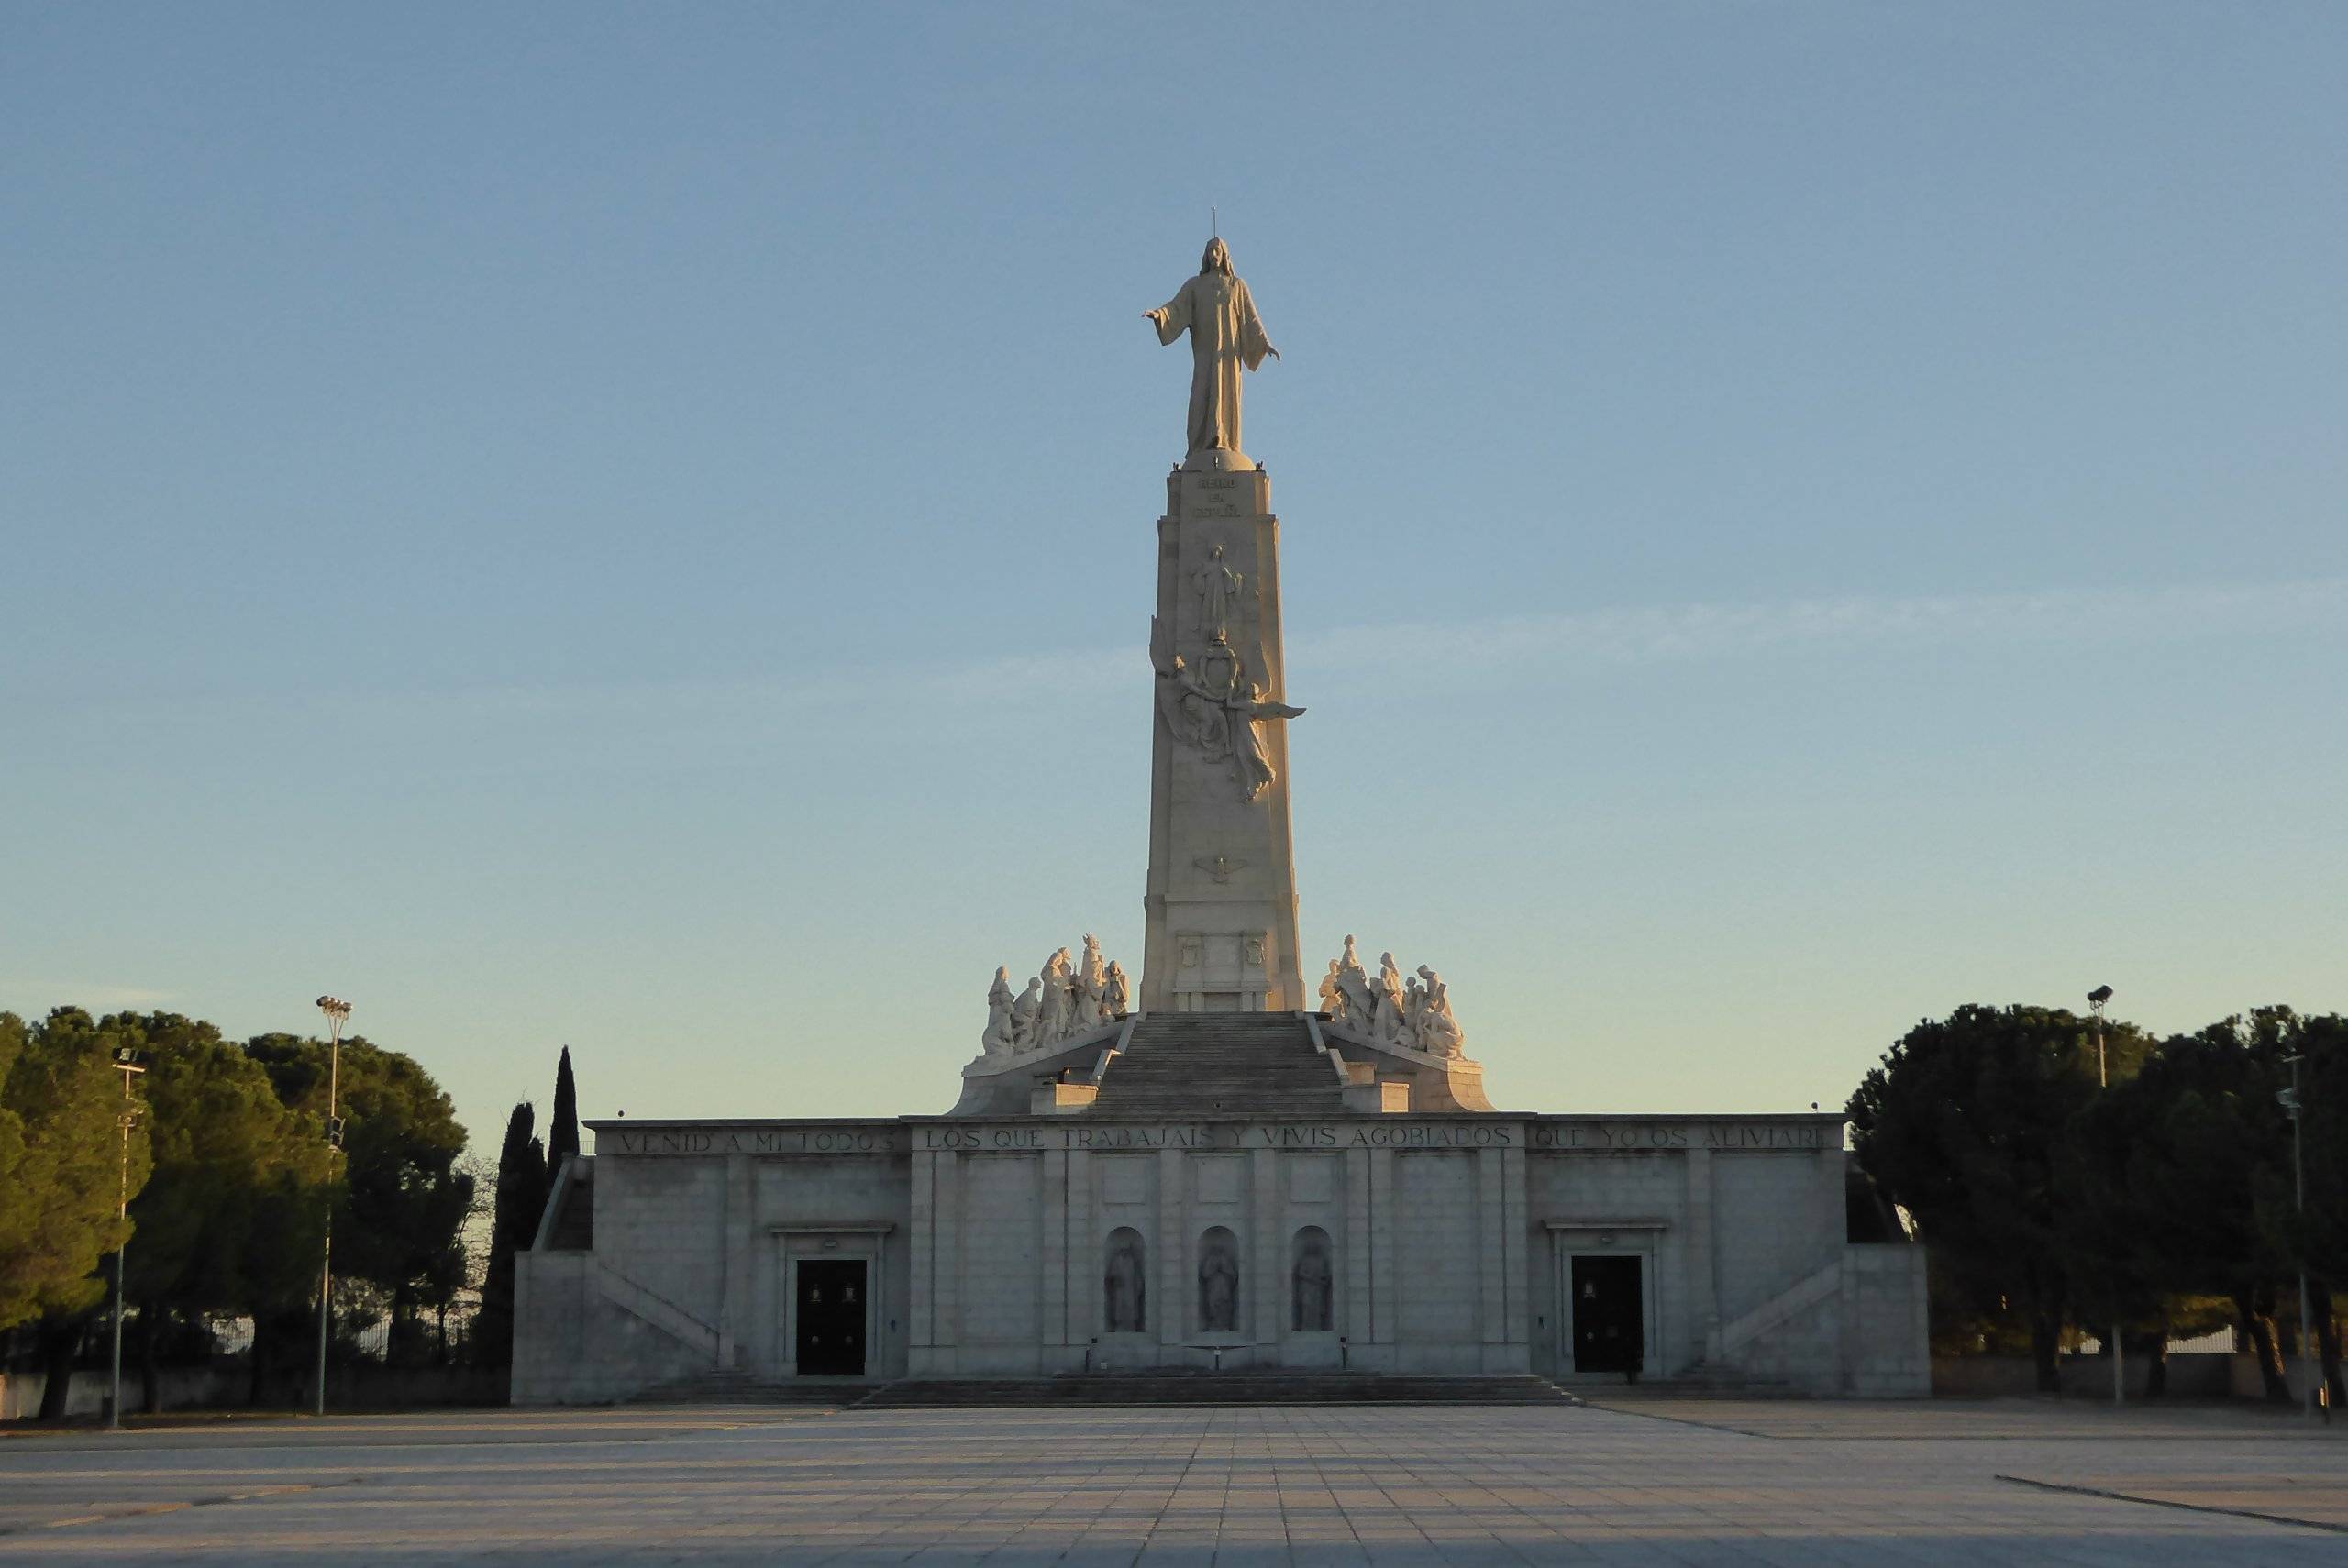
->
[1992, 1473, 2348, 1536]
[2, 1476, 363, 1538]
[1574, 1404, 1773, 1439]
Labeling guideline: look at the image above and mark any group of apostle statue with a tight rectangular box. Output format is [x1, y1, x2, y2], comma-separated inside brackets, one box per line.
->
[981, 934, 1130, 1056]
[1317, 935, 1466, 1058]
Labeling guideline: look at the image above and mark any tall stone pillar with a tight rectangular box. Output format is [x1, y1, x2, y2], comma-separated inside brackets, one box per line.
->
[1141, 455, 1304, 1011]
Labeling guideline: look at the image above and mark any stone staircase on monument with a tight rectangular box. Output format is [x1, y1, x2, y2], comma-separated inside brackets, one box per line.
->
[1088, 1012, 1343, 1118]
[851, 1372, 1578, 1408]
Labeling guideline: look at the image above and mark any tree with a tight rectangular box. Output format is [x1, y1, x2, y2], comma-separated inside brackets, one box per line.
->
[2122, 1012, 2299, 1399]
[108, 1012, 328, 1410]
[0, 1009, 156, 1417]
[244, 1032, 472, 1376]
[2267, 1012, 2346, 1408]
[2061, 1068, 2237, 1396]
[1848, 1002, 2149, 1392]
[474, 1101, 548, 1367]
[549, 1047, 580, 1169]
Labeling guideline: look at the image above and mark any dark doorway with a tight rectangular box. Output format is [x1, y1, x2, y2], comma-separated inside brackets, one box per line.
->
[795, 1259, 867, 1376]
[1570, 1254, 1644, 1376]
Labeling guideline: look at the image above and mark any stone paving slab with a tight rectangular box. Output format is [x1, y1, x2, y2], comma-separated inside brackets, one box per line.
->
[0, 1402, 2341, 1564]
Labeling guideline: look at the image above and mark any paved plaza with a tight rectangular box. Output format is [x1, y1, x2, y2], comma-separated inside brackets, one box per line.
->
[1, 1397, 2342, 1565]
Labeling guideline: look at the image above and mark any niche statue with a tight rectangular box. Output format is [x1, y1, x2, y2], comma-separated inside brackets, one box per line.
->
[1197, 1231, 1240, 1333]
[1103, 1231, 1146, 1333]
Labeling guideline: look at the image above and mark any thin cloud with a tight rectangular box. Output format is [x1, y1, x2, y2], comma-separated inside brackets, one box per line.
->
[68, 578, 2341, 747]
[1290, 577, 2348, 678]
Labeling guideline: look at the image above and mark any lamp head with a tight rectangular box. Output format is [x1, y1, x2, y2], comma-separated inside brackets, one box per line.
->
[2086, 985, 2113, 1008]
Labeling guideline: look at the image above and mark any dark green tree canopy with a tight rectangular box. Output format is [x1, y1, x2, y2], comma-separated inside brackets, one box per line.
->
[1847, 1002, 2151, 1388]
[0, 1008, 155, 1331]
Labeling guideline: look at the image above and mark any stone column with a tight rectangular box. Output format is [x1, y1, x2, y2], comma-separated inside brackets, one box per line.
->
[1251, 1148, 1279, 1354]
[909, 1148, 936, 1361]
[1064, 1148, 1092, 1351]
[1141, 467, 1303, 1011]
[1157, 1146, 1186, 1353]
[931, 1154, 961, 1374]
[1344, 1146, 1373, 1349]
[718, 1152, 751, 1370]
[1686, 1146, 1720, 1366]
[1368, 1147, 1399, 1369]
[1501, 1143, 1531, 1358]
[1040, 1146, 1069, 1364]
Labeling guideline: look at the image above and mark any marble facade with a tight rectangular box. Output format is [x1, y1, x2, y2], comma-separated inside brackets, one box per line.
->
[514, 1110, 1925, 1399]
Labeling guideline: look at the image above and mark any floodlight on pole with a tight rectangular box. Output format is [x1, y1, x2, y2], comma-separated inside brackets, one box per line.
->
[107, 1049, 146, 1431]
[2281, 1052, 2319, 1421]
[2087, 985, 2121, 1408]
[313, 996, 351, 1419]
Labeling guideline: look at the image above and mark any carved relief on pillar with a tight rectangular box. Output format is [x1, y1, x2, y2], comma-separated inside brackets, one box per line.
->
[1170, 929, 1272, 1012]
[1150, 616, 1303, 803]
[1194, 541, 1244, 644]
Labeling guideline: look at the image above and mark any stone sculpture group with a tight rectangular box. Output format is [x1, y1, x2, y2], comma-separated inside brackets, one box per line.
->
[1316, 934, 1466, 1058]
[982, 934, 1130, 1056]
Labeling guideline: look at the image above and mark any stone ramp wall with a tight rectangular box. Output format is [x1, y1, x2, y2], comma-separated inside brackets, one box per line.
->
[1722, 1243, 1930, 1397]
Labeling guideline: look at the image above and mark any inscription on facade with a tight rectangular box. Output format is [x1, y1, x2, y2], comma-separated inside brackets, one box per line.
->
[600, 1127, 904, 1156]
[920, 1121, 1517, 1152]
[595, 1119, 1835, 1156]
[1528, 1121, 1833, 1152]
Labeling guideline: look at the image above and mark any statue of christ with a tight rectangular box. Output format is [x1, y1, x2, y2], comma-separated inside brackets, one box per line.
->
[1145, 237, 1279, 459]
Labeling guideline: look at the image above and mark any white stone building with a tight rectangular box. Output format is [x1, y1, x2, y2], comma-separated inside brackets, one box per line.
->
[512, 243, 1927, 1403]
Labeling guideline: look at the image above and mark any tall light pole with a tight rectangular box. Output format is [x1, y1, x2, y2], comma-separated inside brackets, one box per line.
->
[2088, 985, 2121, 1408]
[106, 1046, 144, 1427]
[313, 996, 351, 1419]
[2280, 1050, 2317, 1421]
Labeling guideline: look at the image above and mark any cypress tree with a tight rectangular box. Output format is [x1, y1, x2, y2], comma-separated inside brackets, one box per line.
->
[549, 1047, 580, 1168]
[476, 1101, 546, 1365]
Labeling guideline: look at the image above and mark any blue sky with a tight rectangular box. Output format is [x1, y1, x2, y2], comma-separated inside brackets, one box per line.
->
[5, 3, 2342, 1151]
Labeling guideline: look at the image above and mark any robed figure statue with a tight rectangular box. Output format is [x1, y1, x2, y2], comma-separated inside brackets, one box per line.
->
[1146, 237, 1279, 459]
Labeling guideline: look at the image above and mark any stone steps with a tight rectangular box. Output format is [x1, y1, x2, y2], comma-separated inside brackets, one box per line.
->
[629, 1371, 858, 1406]
[853, 1374, 1579, 1408]
[1089, 1013, 1344, 1117]
[1603, 1371, 1810, 1399]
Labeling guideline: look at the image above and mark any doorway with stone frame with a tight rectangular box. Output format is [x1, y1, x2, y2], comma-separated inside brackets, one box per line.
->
[1546, 1224, 1661, 1382]
[772, 1224, 890, 1381]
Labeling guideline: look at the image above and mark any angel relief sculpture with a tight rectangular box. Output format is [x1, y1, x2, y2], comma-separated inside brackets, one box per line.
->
[1151, 618, 1303, 801]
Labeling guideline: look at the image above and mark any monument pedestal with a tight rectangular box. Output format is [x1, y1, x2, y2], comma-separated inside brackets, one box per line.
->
[1141, 463, 1303, 1012]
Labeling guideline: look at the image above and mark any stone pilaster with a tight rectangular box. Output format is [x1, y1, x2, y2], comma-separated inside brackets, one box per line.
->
[1157, 1146, 1185, 1347]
